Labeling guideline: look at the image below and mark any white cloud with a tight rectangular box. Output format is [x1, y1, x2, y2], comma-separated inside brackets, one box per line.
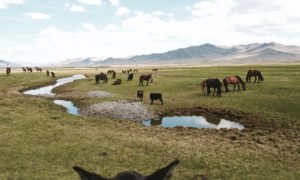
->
[70, 4, 85, 12]
[0, 0, 24, 9]
[78, 0, 102, 6]
[152, 10, 165, 16]
[116, 6, 130, 16]
[109, 0, 119, 6]
[81, 23, 97, 31]
[24, 12, 51, 20]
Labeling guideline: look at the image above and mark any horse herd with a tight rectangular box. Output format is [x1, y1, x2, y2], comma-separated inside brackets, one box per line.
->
[4, 66, 57, 78]
[201, 70, 264, 97]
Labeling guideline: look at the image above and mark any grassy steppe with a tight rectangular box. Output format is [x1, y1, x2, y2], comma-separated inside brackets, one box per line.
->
[0, 65, 299, 179]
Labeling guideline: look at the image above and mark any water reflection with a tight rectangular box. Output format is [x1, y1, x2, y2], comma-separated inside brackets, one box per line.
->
[143, 116, 244, 130]
[23, 74, 86, 96]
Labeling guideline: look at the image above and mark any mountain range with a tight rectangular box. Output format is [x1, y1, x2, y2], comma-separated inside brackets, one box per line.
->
[58, 42, 300, 67]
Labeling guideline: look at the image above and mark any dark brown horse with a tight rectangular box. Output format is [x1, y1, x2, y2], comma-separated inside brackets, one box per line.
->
[46, 70, 50, 76]
[139, 74, 152, 86]
[112, 79, 122, 85]
[223, 76, 246, 92]
[51, 72, 55, 78]
[22, 67, 26, 72]
[107, 70, 114, 74]
[246, 70, 264, 83]
[201, 78, 222, 97]
[95, 73, 108, 84]
[6, 67, 11, 76]
[73, 160, 179, 180]
[26, 67, 33, 73]
[35, 67, 42, 72]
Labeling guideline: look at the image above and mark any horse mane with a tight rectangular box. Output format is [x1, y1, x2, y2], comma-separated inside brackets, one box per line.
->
[257, 71, 264, 81]
[235, 75, 245, 85]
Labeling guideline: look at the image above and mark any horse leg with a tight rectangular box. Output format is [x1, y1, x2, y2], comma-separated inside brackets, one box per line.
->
[213, 88, 216, 96]
[233, 84, 236, 91]
[238, 83, 240, 91]
[207, 87, 211, 96]
[160, 97, 163, 105]
[254, 76, 257, 83]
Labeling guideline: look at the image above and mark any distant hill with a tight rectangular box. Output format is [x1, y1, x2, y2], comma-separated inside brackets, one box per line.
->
[0, 59, 20, 67]
[59, 42, 300, 66]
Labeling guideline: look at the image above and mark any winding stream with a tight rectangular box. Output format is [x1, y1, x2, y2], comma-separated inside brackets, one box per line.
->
[23, 75, 85, 116]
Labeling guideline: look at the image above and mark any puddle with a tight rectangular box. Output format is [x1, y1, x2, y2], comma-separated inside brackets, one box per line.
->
[23, 75, 86, 96]
[143, 116, 244, 130]
[53, 100, 79, 115]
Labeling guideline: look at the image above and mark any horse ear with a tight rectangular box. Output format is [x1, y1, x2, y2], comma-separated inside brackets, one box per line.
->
[73, 166, 108, 180]
[146, 160, 180, 180]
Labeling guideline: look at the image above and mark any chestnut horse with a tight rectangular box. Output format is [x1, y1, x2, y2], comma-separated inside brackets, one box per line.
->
[246, 70, 264, 83]
[223, 76, 246, 92]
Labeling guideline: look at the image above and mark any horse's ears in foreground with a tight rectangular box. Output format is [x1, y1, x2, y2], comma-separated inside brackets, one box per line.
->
[73, 160, 180, 180]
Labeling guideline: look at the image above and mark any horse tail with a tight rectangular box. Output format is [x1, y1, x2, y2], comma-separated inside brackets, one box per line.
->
[200, 80, 206, 95]
[223, 78, 229, 92]
[246, 70, 251, 82]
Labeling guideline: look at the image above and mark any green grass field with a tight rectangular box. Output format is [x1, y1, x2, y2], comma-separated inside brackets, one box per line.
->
[0, 65, 299, 179]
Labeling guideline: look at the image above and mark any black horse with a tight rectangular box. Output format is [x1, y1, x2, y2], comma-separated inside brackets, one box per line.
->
[246, 70, 264, 83]
[201, 78, 222, 97]
[73, 160, 180, 180]
[46, 70, 50, 76]
[95, 73, 108, 84]
[139, 74, 152, 86]
[51, 72, 55, 78]
[128, 73, 133, 81]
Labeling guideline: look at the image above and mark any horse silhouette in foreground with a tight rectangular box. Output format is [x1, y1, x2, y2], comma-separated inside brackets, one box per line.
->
[139, 74, 152, 86]
[201, 78, 222, 97]
[73, 160, 179, 180]
[246, 70, 264, 83]
[223, 76, 245, 92]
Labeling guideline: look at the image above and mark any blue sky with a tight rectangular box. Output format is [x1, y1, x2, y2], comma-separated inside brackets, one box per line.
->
[1, 0, 300, 65]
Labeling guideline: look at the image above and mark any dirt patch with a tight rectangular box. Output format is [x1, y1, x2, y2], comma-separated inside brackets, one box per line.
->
[81, 100, 156, 122]
[87, 91, 113, 97]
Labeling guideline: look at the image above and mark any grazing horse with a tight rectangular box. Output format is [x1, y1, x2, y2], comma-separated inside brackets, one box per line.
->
[95, 73, 108, 84]
[22, 67, 27, 72]
[201, 78, 222, 97]
[133, 69, 138, 73]
[6, 67, 11, 76]
[223, 76, 246, 92]
[150, 93, 163, 105]
[112, 79, 122, 85]
[139, 74, 152, 86]
[73, 160, 179, 180]
[122, 70, 127, 74]
[46, 70, 50, 76]
[246, 70, 264, 83]
[152, 68, 158, 72]
[51, 72, 55, 78]
[128, 73, 133, 81]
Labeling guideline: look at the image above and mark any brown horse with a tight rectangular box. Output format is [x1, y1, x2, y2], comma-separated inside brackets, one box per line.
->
[95, 73, 108, 84]
[6, 68, 11, 76]
[26, 67, 33, 73]
[35, 67, 42, 72]
[246, 70, 264, 83]
[139, 74, 152, 86]
[223, 76, 245, 92]
[51, 72, 55, 78]
[22, 67, 26, 72]
[46, 70, 50, 76]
